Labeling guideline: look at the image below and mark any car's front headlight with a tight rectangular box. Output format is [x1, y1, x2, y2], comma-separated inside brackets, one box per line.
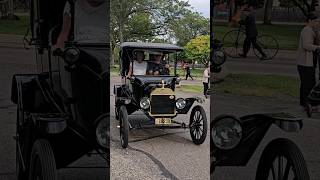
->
[140, 97, 150, 109]
[96, 117, 109, 149]
[64, 47, 80, 64]
[211, 115, 242, 150]
[175, 98, 186, 109]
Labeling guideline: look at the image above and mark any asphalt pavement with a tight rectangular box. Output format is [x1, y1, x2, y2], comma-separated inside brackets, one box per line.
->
[0, 46, 108, 180]
[222, 51, 298, 77]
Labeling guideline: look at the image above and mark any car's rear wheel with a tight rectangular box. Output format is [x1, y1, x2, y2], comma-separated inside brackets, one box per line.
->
[119, 106, 129, 148]
[28, 139, 57, 180]
[255, 138, 309, 180]
[189, 105, 207, 145]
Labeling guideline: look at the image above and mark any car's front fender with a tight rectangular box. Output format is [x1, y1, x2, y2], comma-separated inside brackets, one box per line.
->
[177, 97, 205, 114]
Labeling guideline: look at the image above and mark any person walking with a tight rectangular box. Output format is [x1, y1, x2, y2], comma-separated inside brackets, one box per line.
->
[185, 63, 194, 80]
[297, 13, 320, 110]
[233, 3, 268, 60]
[203, 64, 210, 99]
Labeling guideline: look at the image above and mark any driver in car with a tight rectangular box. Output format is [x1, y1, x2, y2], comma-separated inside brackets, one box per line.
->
[127, 51, 147, 76]
[54, 0, 107, 49]
[147, 52, 170, 75]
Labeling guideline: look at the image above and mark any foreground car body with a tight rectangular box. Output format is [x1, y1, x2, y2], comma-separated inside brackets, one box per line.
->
[11, 0, 109, 179]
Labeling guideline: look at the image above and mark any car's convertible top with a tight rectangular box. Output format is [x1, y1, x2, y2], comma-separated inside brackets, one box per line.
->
[121, 42, 183, 51]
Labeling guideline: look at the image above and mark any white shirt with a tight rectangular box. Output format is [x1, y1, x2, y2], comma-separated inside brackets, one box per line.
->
[64, 0, 107, 43]
[132, 61, 147, 75]
[203, 68, 210, 83]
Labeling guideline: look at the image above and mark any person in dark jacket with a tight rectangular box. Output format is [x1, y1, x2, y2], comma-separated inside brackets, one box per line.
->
[238, 3, 268, 60]
[185, 63, 194, 80]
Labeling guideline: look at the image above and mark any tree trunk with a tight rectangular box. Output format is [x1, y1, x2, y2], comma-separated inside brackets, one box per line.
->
[228, 0, 236, 22]
[263, 0, 274, 25]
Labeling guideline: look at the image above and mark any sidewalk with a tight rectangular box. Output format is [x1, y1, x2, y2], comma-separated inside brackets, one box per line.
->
[0, 34, 25, 48]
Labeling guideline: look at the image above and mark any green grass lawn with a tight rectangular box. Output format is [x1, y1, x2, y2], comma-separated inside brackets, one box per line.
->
[213, 22, 303, 50]
[176, 85, 203, 94]
[0, 16, 28, 35]
[214, 73, 299, 100]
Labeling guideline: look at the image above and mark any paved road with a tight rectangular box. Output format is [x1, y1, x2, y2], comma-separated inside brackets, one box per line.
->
[223, 53, 298, 77]
[0, 47, 108, 180]
[110, 77, 210, 179]
[211, 93, 320, 180]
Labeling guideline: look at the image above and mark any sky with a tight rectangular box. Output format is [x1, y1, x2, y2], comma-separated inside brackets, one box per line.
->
[182, 0, 210, 18]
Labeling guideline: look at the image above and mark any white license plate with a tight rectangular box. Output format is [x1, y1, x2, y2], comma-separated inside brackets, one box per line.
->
[155, 118, 172, 125]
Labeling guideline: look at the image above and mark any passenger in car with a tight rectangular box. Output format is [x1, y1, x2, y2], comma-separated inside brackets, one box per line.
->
[147, 52, 170, 75]
[127, 51, 147, 76]
[54, 0, 107, 49]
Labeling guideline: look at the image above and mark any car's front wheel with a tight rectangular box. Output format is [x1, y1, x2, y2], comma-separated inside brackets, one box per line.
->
[28, 139, 57, 180]
[189, 105, 207, 145]
[255, 138, 309, 180]
[119, 106, 129, 149]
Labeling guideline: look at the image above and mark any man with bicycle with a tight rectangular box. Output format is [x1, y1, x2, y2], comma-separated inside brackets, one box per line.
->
[235, 3, 268, 60]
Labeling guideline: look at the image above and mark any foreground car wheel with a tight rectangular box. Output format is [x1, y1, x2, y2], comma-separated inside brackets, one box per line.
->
[189, 105, 207, 145]
[255, 138, 309, 180]
[119, 106, 129, 149]
[28, 139, 57, 180]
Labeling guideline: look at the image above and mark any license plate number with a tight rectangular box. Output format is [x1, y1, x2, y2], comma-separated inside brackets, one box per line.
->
[155, 118, 171, 125]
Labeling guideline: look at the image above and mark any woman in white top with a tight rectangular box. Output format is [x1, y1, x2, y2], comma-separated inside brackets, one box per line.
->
[54, 0, 107, 49]
[203, 64, 210, 99]
[128, 51, 147, 76]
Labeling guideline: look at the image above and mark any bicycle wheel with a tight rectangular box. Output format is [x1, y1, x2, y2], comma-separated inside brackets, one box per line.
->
[253, 34, 279, 60]
[222, 30, 246, 58]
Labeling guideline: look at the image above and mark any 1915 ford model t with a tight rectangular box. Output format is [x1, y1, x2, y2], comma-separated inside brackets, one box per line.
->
[114, 42, 208, 148]
[11, 0, 109, 179]
[210, 41, 310, 179]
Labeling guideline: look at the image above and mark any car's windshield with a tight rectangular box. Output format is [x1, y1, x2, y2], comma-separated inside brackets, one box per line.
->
[126, 49, 177, 77]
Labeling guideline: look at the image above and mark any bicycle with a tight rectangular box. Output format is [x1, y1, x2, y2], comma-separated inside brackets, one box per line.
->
[222, 24, 279, 60]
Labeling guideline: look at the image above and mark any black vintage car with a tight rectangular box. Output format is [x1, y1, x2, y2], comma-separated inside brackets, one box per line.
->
[114, 42, 208, 148]
[210, 42, 310, 180]
[11, 0, 109, 179]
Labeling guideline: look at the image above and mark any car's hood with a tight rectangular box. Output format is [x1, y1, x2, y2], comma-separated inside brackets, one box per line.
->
[133, 75, 176, 86]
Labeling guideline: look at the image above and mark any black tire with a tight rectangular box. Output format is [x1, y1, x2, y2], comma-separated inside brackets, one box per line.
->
[255, 138, 310, 180]
[28, 139, 57, 180]
[119, 106, 129, 148]
[222, 30, 246, 58]
[16, 99, 28, 180]
[253, 34, 279, 60]
[189, 105, 207, 145]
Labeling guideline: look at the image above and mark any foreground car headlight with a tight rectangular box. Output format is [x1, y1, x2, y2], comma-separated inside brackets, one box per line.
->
[212, 116, 242, 150]
[176, 98, 186, 109]
[96, 117, 109, 149]
[64, 47, 80, 64]
[140, 97, 150, 109]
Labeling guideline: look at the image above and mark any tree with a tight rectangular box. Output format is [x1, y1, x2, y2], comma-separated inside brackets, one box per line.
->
[170, 11, 209, 46]
[263, 0, 274, 24]
[184, 35, 210, 66]
[111, 0, 191, 65]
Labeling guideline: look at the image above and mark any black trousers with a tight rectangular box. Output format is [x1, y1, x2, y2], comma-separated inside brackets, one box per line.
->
[203, 82, 209, 95]
[297, 65, 316, 107]
[243, 37, 266, 56]
[186, 73, 193, 80]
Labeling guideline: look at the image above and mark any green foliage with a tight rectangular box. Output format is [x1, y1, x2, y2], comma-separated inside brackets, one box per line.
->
[171, 11, 209, 46]
[184, 35, 210, 65]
